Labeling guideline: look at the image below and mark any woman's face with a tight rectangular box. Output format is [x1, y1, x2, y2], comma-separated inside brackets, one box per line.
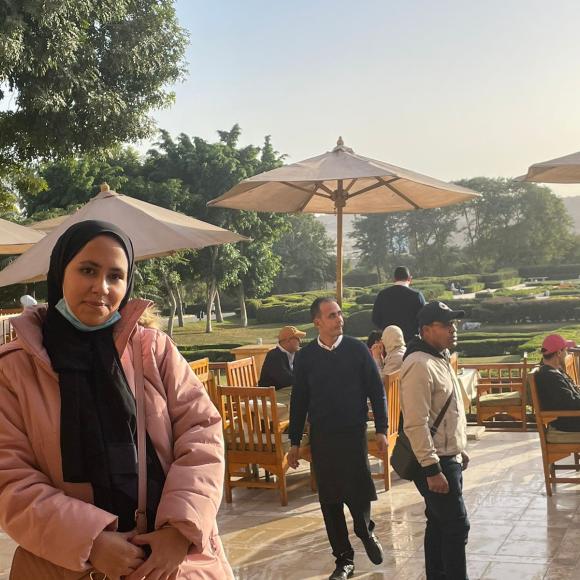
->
[62, 235, 129, 326]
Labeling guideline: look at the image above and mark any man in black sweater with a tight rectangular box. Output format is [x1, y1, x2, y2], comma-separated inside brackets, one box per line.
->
[371, 266, 426, 342]
[258, 325, 305, 389]
[288, 297, 388, 580]
[536, 333, 580, 431]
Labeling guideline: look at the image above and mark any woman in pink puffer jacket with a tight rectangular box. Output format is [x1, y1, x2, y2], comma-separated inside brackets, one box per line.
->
[0, 221, 233, 579]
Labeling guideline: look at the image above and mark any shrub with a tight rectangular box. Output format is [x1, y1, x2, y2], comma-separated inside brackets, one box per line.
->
[256, 304, 288, 323]
[457, 338, 529, 357]
[481, 270, 518, 284]
[463, 283, 485, 293]
[519, 264, 580, 280]
[486, 277, 521, 289]
[355, 293, 376, 305]
[470, 298, 580, 324]
[179, 349, 235, 362]
[285, 308, 311, 324]
[245, 299, 261, 318]
[344, 309, 373, 337]
[344, 271, 379, 287]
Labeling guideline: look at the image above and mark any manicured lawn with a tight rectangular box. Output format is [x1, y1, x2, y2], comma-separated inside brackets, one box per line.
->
[171, 317, 314, 347]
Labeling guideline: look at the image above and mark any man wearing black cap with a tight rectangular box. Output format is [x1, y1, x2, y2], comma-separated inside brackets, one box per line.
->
[400, 301, 470, 580]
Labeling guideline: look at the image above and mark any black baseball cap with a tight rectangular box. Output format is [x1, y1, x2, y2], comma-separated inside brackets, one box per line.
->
[418, 301, 465, 327]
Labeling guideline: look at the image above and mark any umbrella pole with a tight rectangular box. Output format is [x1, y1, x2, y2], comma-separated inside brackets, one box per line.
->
[335, 180, 345, 307]
[336, 204, 343, 306]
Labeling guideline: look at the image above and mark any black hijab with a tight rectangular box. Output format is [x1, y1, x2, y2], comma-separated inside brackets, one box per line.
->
[43, 220, 163, 531]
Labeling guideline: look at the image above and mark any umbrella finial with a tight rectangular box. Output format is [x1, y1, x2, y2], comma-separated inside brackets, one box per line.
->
[332, 137, 353, 154]
[100, 182, 110, 192]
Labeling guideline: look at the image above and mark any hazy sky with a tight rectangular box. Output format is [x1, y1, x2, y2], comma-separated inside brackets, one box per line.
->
[151, 0, 580, 196]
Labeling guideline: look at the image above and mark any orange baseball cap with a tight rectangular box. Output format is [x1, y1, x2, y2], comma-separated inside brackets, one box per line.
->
[278, 326, 306, 341]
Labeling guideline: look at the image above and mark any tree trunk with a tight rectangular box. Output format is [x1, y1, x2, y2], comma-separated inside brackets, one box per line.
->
[376, 265, 382, 284]
[163, 274, 176, 338]
[174, 284, 184, 327]
[214, 289, 224, 323]
[205, 279, 216, 334]
[238, 283, 248, 328]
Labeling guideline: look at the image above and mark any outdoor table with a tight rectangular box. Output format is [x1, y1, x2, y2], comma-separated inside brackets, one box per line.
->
[457, 368, 479, 412]
[229, 343, 276, 376]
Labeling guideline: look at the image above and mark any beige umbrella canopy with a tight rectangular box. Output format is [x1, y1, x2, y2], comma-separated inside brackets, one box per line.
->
[0, 184, 246, 286]
[208, 138, 480, 303]
[0, 217, 45, 254]
[519, 150, 580, 183]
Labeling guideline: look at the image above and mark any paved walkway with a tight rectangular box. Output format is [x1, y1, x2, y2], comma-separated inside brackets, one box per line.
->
[1, 432, 579, 578]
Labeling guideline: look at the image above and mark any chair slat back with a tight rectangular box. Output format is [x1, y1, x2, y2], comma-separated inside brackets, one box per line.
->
[450, 352, 459, 375]
[529, 370, 552, 451]
[218, 386, 280, 455]
[385, 371, 401, 438]
[226, 357, 258, 387]
[565, 353, 579, 385]
[462, 361, 529, 394]
[189, 357, 210, 383]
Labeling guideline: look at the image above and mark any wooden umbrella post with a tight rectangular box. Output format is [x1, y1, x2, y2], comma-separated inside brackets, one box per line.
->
[334, 180, 346, 307]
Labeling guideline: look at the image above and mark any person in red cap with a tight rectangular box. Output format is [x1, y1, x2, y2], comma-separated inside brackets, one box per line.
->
[536, 334, 580, 431]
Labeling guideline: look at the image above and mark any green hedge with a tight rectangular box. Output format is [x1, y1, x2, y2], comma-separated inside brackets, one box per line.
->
[180, 349, 235, 362]
[519, 264, 580, 280]
[457, 338, 529, 357]
[256, 304, 288, 323]
[344, 309, 373, 337]
[463, 283, 485, 293]
[470, 298, 580, 324]
[481, 270, 518, 284]
[355, 293, 376, 305]
[487, 277, 521, 289]
[344, 271, 379, 287]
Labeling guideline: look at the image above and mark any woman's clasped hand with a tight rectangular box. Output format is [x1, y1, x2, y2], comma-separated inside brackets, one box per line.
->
[89, 527, 191, 580]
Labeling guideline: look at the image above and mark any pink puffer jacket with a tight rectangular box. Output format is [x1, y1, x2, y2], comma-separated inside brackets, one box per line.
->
[0, 299, 233, 579]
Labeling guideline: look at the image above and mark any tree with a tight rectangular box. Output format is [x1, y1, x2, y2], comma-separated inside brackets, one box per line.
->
[274, 214, 335, 292]
[0, 0, 187, 166]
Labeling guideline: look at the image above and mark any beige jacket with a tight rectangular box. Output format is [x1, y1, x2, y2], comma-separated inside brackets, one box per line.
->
[0, 300, 233, 578]
[400, 348, 467, 475]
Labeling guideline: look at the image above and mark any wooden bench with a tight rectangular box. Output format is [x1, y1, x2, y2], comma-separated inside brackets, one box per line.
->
[529, 370, 580, 496]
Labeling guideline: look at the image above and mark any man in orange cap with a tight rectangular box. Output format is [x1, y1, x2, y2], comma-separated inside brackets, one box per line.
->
[258, 325, 306, 390]
[536, 334, 580, 431]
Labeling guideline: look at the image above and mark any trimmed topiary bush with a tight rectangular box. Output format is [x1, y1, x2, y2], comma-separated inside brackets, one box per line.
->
[344, 309, 373, 337]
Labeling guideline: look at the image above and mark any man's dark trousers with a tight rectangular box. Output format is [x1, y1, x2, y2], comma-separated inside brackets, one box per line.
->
[414, 456, 470, 580]
[320, 501, 374, 564]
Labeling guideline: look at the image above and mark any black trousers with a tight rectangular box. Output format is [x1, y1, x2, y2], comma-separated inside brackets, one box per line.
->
[414, 456, 470, 580]
[320, 500, 374, 565]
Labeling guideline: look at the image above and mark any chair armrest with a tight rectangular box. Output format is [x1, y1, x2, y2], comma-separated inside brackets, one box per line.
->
[277, 419, 290, 432]
[539, 410, 580, 417]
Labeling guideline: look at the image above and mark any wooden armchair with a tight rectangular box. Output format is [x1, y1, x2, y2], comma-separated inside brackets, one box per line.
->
[565, 353, 579, 385]
[368, 371, 401, 490]
[529, 370, 580, 496]
[466, 360, 529, 430]
[219, 385, 296, 505]
[450, 351, 459, 375]
[226, 356, 258, 387]
[189, 357, 219, 407]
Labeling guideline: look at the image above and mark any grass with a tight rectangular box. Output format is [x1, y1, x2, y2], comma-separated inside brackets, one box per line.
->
[171, 317, 314, 347]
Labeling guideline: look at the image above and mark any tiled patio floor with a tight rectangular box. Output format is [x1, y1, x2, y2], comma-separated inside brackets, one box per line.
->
[1, 432, 580, 579]
[220, 432, 580, 579]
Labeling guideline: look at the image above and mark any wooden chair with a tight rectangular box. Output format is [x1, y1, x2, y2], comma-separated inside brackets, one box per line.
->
[464, 360, 529, 431]
[226, 356, 258, 387]
[529, 370, 580, 496]
[565, 353, 579, 385]
[189, 357, 219, 407]
[450, 351, 459, 375]
[368, 371, 402, 490]
[219, 385, 298, 505]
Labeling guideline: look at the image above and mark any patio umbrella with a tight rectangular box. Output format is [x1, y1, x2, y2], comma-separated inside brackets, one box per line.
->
[519, 150, 580, 183]
[208, 138, 480, 303]
[0, 217, 45, 254]
[0, 183, 247, 286]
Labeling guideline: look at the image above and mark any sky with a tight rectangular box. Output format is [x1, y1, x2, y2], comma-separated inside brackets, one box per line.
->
[151, 0, 580, 197]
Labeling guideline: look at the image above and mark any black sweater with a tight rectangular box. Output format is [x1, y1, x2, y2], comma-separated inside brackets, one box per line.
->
[536, 364, 580, 431]
[371, 284, 426, 342]
[288, 335, 388, 446]
[258, 346, 294, 390]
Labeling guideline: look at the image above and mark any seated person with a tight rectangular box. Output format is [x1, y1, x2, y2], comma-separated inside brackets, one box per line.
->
[536, 334, 580, 431]
[367, 329, 385, 370]
[381, 325, 406, 376]
[258, 325, 305, 390]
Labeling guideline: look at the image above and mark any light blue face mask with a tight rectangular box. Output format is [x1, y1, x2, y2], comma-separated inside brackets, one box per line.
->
[55, 298, 121, 332]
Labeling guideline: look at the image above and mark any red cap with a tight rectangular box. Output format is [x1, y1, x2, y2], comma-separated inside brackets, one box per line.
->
[541, 334, 576, 355]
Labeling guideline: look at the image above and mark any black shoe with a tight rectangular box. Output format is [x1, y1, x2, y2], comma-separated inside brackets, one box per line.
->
[329, 562, 355, 580]
[361, 533, 383, 565]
